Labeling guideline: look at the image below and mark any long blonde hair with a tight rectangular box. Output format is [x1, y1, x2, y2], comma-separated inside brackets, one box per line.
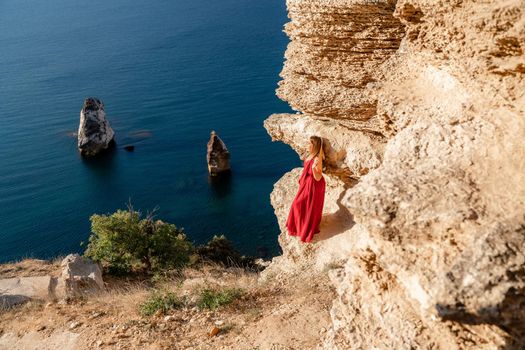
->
[310, 136, 325, 161]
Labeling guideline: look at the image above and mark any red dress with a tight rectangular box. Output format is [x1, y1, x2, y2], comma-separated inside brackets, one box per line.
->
[286, 157, 326, 242]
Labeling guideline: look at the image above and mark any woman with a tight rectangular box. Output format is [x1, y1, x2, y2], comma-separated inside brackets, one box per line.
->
[286, 135, 326, 243]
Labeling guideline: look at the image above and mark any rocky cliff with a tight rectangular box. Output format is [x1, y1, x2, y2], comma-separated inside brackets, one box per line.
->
[264, 0, 525, 348]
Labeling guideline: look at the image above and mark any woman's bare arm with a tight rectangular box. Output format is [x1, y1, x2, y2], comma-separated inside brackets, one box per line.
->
[312, 157, 323, 181]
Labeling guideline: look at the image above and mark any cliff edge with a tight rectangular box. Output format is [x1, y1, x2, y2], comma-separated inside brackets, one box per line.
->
[264, 0, 525, 349]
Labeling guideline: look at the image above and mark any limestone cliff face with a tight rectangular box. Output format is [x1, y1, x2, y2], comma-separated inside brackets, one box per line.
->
[264, 0, 525, 348]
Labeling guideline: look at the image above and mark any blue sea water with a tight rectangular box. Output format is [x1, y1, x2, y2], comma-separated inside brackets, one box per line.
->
[0, 0, 299, 263]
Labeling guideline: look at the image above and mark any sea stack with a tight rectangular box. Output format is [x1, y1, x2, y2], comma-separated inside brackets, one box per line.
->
[206, 130, 231, 176]
[77, 98, 115, 157]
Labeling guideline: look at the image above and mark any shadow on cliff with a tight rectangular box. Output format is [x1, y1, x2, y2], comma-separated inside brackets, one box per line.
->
[436, 286, 525, 350]
[315, 184, 355, 242]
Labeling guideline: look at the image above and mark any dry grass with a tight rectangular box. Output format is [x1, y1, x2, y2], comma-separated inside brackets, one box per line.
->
[0, 258, 61, 279]
[94, 283, 150, 319]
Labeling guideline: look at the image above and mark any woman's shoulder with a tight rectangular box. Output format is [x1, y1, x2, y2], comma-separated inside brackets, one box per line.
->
[304, 155, 323, 162]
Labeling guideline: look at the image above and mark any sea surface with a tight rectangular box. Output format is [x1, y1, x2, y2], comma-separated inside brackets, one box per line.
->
[0, 0, 299, 263]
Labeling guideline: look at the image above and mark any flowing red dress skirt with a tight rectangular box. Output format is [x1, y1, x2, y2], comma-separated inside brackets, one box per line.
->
[286, 157, 326, 242]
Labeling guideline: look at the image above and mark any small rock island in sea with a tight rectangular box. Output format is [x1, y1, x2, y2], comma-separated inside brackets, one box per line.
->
[206, 130, 231, 176]
[77, 97, 116, 157]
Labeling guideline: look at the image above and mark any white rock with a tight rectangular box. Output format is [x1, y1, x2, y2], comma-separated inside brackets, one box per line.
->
[60, 254, 105, 297]
[0, 276, 53, 309]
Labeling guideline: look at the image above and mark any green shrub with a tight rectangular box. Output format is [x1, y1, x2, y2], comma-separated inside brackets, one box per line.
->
[84, 205, 194, 274]
[195, 235, 258, 270]
[197, 287, 243, 310]
[139, 291, 184, 317]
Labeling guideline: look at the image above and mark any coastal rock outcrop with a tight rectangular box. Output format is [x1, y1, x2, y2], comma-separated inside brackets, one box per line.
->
[77, 98, 115, 157]
[265, 0, 525, 348]
[262, 168, 368, 277]
[264, 113, 384, 180]
[207, 131, 231, 176]
[276, 0, 405, 135]
[436, 221, 525, 337]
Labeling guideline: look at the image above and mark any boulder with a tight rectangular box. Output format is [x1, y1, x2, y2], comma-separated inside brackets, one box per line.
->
[77, 97, 115, 157]
[60, 254, 105, 297]
[0, 276, 52, 309]
[206, 130, 231, 176]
